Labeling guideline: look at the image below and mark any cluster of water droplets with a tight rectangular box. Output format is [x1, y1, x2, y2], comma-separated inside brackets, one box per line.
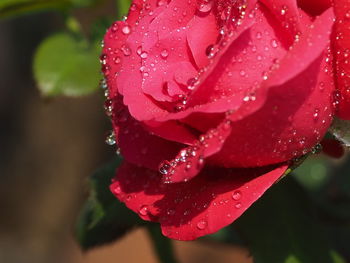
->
[158, 111, 234, 183]
[171, 0, 249, 112]
[160, 186, 245, 233]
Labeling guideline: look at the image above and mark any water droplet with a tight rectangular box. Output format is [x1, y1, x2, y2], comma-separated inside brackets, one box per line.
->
[101, 64, 110, 75]
[159, 161, 171, 175]
[113, 186, 121, 194]
[105, 131, 116, 145]
[122, 25, 131, 35]
[113, 56, 121, 64]
[345, 10, 350, 19]
[121, 44, 131, 56]
[270, 39, 278, 48]
[157, 0, 167, 6]
[231, 190, 242, 201]
[130, 3, 138, 11]
[313, 108, 320, 120]
[116, 147, 121, 155]
[160, 49, 169, 58]
[280, 5, 287, 15]
[197, 0, 213, 13]
[235, 202, 242, 209]
[104, 99, 113, 116]
[256, 32, 262, 39]
[167, 209, 175, 215]
[183, 209, 191, 216]
[100, 54, 107, 64]
[205, 44, 214, 56]
[139, 205, 148, 216]
[140, 51, 148, 59]
[196, 220, 207, 230]
[100, 78, 107, 89]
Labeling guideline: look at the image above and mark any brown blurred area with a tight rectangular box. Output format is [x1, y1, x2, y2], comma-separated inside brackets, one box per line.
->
[0, 3, 252, 263]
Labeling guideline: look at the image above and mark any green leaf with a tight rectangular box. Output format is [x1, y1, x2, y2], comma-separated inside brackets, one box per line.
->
[33, 33, 101, 97]
[234, 176, 337, 263]
[0, 0, 98, 19]
[0, 0, 69, 18]
[76, 157, 143, 250]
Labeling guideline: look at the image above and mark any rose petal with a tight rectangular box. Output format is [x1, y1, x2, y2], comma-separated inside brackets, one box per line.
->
[297, 0, 331, 16]
[158, 116, 233, 183]
[333, 0, 350, 120]
[103, 0, 170, 120]
[187, 11, 218, 68]
[111, 98, 183, 170]
[259, 0, 302, 35]
[207, 8, 336, 167]
[110, 161, 288, 240]
[143, 119, 198, 145]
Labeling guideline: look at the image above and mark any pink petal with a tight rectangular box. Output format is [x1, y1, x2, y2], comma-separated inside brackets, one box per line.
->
[143, 120, 198, 145]
[187, 11, 218, 68]
[111, 97, 184, 170]
[110, 161, 288, 240]
[102, 0, 171, 121]
[158, 115, 233, 183]
[333, 0, 350, 120]
[209, 8, 336, 167]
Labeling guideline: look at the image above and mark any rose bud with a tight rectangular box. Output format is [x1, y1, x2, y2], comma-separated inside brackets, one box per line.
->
[101, 0, 349, 240]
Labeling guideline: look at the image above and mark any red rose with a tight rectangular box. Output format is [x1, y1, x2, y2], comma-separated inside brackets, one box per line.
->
[101, 0, 349, 240]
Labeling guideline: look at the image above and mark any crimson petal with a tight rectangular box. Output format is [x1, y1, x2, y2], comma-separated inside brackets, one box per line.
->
[110, 161, 288, 240]
[333, 0, 350, 120]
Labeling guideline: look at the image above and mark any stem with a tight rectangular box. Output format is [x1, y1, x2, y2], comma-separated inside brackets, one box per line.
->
[146, 225, 179, 263]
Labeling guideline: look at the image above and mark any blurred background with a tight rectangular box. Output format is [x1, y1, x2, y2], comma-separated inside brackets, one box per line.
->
[0, 1, 349, 263]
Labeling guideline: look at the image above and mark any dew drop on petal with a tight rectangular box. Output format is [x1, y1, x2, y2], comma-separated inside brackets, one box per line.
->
[121, 45, 131, 56]
[270, 39, 278, 48]
[160, 49, 169, 58]
[197, 0, 213, 13]
[122, 25, 131, 35]
[113, 185, 121, 194]
[139, 205, 149, 216]
[105, 131, 116, 145]
[196, 220, 207, 230]
[231, 190, 242, 201]
[159, 161, 171, 175]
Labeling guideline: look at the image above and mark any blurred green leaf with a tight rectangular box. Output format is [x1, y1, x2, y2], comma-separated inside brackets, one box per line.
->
[76, 157, 143, 250]
[0, 0, 98, 19]
[33, 33, 101, 97]
[115, 0, 130, 18]
[315, 156, 350, 221]
[234, 176, 339, 263]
